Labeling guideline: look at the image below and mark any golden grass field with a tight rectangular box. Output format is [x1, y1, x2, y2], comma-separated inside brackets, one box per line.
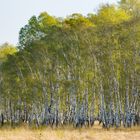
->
[0, 123, 140, 140]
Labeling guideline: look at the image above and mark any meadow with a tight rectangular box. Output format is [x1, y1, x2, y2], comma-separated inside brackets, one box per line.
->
[0, 123, 140, 140]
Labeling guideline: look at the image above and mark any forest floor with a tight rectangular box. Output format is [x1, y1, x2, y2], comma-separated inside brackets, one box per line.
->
[0, 122, 140, 140]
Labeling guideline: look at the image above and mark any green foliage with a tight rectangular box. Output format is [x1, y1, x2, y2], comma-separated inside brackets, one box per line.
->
[94, 5, 131, 25]
[64, 13, 95, 28]
[120, 0, 140, 18]
[0, 43, 17, 62]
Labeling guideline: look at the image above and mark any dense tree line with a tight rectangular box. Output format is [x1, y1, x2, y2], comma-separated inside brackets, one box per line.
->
[0, 0, 140, 128]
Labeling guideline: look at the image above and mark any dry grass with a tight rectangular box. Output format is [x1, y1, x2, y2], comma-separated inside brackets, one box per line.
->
[0, 123, 140, 140]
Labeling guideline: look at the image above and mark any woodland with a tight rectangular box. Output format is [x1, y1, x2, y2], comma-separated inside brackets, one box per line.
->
[0, 0, 140, 128]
